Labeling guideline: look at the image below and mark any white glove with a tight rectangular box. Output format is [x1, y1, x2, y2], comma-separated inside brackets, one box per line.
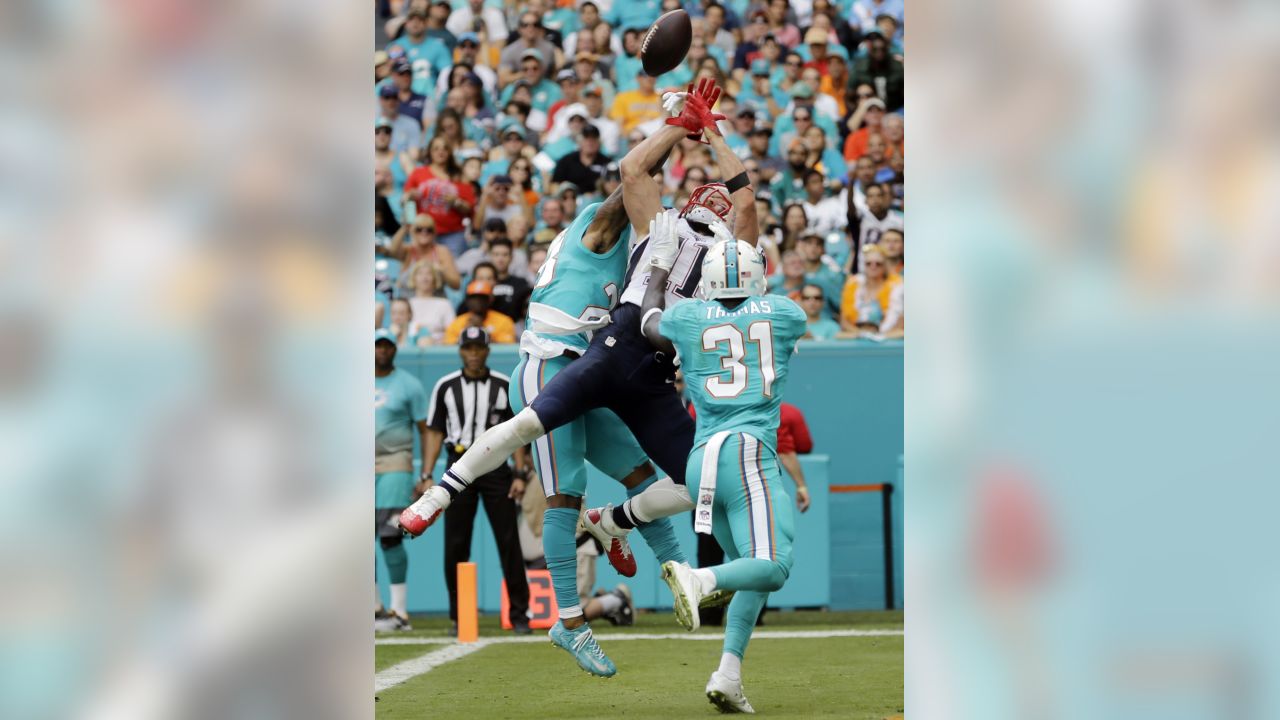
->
[707, 219, 736, 245]
[661, 91, 688, 117]
[648, 211, 679, 272]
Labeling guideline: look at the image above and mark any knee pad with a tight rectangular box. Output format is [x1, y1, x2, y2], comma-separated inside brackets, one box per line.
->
[629, 476, 694, 523]
[379, 535, 403, 551]
[511, 407, 546, 444]
[765, 562, 789, 592]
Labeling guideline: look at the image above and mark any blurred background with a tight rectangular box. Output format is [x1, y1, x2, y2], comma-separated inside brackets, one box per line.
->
[4, 0, 1280, 717]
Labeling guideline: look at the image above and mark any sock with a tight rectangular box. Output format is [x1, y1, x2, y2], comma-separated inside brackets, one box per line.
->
[383, 541, 409, 584]
[596, 593, 623, 616]
[692, 567, 718, 595]
[375, 582, 384, 612]
[390, 583, 408, 616]
[709, 558, 786, 592]
[626, 475, 688, 564]
[722, 590, 768, 660]
[444, 408, 544, 497]
[543, 507, 584, 619]
[612, 477, 693, 529]
[718, 652, 743, 682]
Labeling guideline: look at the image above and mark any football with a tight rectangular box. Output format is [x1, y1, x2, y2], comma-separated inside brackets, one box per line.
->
[640, 10, 693, 76]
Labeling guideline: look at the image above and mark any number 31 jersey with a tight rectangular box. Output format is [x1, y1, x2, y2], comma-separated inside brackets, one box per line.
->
[620, 209, 717, 309]
[659, 294, 807, 451]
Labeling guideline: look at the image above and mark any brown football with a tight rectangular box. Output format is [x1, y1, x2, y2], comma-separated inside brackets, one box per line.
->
[640, 10, 692, 77]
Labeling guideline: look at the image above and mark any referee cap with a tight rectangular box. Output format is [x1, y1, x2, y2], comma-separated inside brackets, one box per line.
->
[459, 326, 490, 348]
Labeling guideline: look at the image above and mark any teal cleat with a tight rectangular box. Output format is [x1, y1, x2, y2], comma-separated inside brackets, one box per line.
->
[548, 621, 617, 678]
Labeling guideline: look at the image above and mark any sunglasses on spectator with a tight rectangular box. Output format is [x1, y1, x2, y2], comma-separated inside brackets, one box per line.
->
[865, 261, 884, 267]
[795, 114, 812, 121]
[802, 294, 824, 301]
[520, 21, 538, 28]
[376, 127, 391, 134]
[413, 226, 436, 234]
[460, 41, 478, 48]
[785, 60, 802, 66]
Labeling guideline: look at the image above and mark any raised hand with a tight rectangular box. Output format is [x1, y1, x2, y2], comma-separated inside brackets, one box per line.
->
[689, 77, 728, 136]
[648, 210, 679, 272]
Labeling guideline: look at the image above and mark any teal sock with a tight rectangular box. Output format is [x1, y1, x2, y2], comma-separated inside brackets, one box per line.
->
[627, 475, 687, 564]
[383, 543, 408, 584]
[543, 507, 584, 618]
[722, 590, 768, 659]
[710, 558, 788, 592]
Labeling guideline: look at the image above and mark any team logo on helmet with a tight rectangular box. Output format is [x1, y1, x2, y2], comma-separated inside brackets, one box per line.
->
[680, 183, 733, 227]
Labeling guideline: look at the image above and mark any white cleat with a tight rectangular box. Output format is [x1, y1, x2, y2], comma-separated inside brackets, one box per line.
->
[583, 505, 637, 577]
[660, 560, 703, 632]
[399, 485, 452, 537]
[706, 671, 755, 714]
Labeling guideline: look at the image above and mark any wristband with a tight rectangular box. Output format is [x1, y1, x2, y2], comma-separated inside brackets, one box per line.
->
[642, 307, 664, 330]
[724, 171, 750, 194]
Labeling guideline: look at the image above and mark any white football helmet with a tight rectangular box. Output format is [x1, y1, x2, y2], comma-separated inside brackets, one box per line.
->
[680, 183, 734, 231]
[700, 233, 766, 301]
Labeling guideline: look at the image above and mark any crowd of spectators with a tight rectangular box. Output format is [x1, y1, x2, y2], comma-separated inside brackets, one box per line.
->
[375, 0, 905, 348]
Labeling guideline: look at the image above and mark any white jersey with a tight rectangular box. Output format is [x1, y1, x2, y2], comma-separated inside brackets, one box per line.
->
[857, 207, 904, 249]
[620, 209, 719, 308]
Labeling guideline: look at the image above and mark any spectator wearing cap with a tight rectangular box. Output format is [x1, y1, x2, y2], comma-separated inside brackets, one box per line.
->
[545, 68, 585, 127]
[603, 0, 662, 38]
[843, 86, 886, 161]
[378, 84, 423, 156]
[802, 28, 835, 77]
[487, 237, 532, 325]
[498, 51, 561, 114]
[444, 280, 517, 344]
[445, 0, 508, 41]
[499, 13, 559, 86]
[724, 107, 756, 158]
[425, 325, 533, 636]
[861, 14, 905, 56]
[737, 59, 788, 120]
[480, 120, 530, 185]
[771, 87, 840, 157]
[800, 167, 848, 238]
[438, 36, 497, 98]
[775, 50, 805, 98]
[796, 229, 846, 317]
[744, 126, 784, 182]
[552, 123, 612, 194]
[475, 174, 529, 228]
[799, 284, 841, 340]
[853, 0, 904, 38]
[609, 70, 661, 135]
[572, 51, 610, 97]
[579, 82, 620, 155]
[764, 0, 801, 48]
[851, 30, 904, 111]
[387, 57, 429, 124]
[375, 50, 392, 81]
[732, 9, 771, 70]
[557, 183, 581, 222]
[376, 118, 415, 197]
[385, 8, 453, 92]
[788, 68, 842, 122]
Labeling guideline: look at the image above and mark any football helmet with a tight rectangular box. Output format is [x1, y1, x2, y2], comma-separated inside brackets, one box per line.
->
[700, 234, 766, 301]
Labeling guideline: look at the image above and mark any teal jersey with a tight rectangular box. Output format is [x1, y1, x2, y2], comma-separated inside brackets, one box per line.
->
[521, 201, 630, 359]
[374, 369, 429, 457]
[661, 295, 807, 450]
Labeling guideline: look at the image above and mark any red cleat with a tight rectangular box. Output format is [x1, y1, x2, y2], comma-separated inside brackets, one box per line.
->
[583, 506, 637, 577]
[399, 486, 451, 537]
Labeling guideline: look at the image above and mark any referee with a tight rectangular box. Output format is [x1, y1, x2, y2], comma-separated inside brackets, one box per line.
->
[424, 326, 533, 635]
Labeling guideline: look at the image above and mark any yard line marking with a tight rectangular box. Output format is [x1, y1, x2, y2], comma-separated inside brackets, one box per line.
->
[376, 628, 903, 646]
[375, 640, 493, 692]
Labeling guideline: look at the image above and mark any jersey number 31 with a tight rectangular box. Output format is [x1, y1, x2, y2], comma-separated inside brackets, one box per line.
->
[702, 322, 776, 399]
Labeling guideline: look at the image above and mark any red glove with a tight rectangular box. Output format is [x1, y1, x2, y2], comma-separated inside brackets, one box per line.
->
[664, 83, 707, 140]
[690, 77, 727, 136]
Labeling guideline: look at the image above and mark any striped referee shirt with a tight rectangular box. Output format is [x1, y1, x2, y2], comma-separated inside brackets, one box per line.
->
[426, 368, 514, 450]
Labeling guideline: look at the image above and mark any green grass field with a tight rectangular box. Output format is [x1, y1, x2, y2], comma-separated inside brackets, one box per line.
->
[376, 611, 903, 719]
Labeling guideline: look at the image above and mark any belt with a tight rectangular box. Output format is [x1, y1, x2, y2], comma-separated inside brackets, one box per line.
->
[694, 431, 735, 535]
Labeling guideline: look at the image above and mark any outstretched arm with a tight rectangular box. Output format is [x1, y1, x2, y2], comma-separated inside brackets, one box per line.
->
[705, 126, 759, 245]
[619, 124, 688, 241]
[640, 211, 679, 355]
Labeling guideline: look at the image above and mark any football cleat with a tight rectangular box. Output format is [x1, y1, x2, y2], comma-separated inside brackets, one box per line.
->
[582, 505, 637, 577]
[399, 485, 451, 537]
[706, 671, 755, 714]
[548, 621, 617, 677]
[376, 610, 412, 632]
[660, 560, 704, 632]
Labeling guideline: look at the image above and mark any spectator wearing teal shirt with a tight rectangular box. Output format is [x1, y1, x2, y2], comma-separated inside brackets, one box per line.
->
[737, 59, 789, 119]
[613, 29, 646, 93]
[768, 140, 812, 215]
[480, 121, 534, 186]
[386, 8, 453, 95]
[604, 0, 661, 34]
[497, 51, 562, 113]
[799, 284, 841, 339]
[797, 233, 845, 318]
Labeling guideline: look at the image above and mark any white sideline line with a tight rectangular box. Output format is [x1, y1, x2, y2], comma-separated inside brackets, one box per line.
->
[375, 628, 902, 692]
[377, 628, 902, 646]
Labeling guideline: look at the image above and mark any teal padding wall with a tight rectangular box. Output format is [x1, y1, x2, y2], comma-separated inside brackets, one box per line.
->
[378, 339, 903, 612]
